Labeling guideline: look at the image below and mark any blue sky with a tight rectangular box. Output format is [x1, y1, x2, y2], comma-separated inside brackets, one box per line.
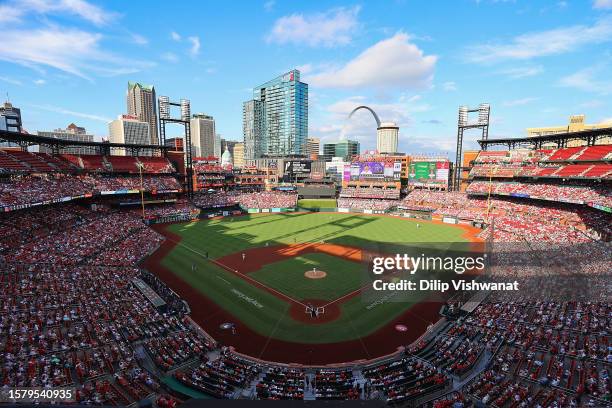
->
[1, 0, 611, 155]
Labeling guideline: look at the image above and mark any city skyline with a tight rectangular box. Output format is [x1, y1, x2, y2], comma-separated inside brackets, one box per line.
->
[1, 0, 611, 155]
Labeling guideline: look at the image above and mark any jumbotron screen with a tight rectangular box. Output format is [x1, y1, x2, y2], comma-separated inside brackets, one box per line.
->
[408, 160, 450, 187]
[344, 160, 402, 182]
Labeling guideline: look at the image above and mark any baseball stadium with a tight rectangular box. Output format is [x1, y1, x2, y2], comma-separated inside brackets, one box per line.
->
[0, 3, 611, 406]
[0, 122, 610, 407]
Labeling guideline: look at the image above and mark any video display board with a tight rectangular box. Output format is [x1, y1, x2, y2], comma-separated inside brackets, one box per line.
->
[408, 161, 450, 187]
[344, 160, 402, 182]
[284, 160, 311, 175]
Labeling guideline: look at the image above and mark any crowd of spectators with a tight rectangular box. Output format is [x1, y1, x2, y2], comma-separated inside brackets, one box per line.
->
[174, 349, 260, 399]
[362, 357, 449, 404]
[191, 191, 297, 210]
[191, 192, 239, 209]
[314, 369, 360, 400]
[0, 174, 182, 209]
[230, 191, 297, 209]
[339, 187, 400, 200]
[337, 198, 397, 211]
[256, 367, 304, 400]
[467, 181, 612, 208]
[401, 189, 611, 242]
[0, 162, 610, 405]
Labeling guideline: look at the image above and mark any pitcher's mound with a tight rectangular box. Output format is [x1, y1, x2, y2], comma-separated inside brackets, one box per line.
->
[304, 270, 327, 279]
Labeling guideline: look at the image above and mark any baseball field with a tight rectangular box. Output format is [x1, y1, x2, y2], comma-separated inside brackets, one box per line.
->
[144, 212, 481, 364]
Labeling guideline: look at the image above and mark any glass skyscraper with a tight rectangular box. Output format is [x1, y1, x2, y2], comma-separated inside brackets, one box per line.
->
[243, 69, 308, 160]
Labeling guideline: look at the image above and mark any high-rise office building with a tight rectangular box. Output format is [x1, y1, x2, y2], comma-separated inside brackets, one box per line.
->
[323, 140, 360, 161]
[215, 133, 221, 159]
[306, 137, 320, 159]
[190, 113, 216, 158]
[233, 143, 245, 168]
[108, 115, 151, 155]
[243, 69, 308, 159]
[38, 123, 95, 155]
[0, 101, 22, 133]
[126, 81, 158, 145]
[0, 100, 22, 147]
[376, 122, 399, 154]
[243, 99, 263, 160]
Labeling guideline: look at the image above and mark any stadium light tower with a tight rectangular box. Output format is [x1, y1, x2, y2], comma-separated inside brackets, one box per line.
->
[453, 103, 490, 191]
[159, 96, 194, 197]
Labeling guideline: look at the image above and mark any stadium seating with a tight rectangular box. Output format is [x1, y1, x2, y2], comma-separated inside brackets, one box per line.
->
[1, 146, 610, 406]
[546, 146, 584, 161]
[337, 198, 397, 210]
[0, 150, 29, 172]
[138, 156, 175, 174]
[5, 149, 55, 172]
[256, 367, 305, 400]
[469, 145, 612, 181]
[80, 154, 108, 172]
[106, 156, 139, 173]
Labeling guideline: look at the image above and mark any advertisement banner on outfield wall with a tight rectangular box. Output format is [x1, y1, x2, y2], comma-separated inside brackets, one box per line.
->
[247, 208, 259, 214]
[262, 209, 270, 213]
[338, 208, 349, 213]
[271, 208, 281, 213]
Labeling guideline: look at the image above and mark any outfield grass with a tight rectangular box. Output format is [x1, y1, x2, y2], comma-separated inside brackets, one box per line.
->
[297, 199, 337, 209]
[250, 253, 363, 301]
[159, 213, 471, 343]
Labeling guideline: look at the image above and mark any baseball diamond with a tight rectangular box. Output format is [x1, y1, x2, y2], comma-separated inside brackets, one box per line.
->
[143, 212, 482, 364]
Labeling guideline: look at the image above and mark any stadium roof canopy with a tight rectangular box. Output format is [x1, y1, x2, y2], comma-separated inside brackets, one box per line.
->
[0, 129, 170, 156]
[478, 127, 612, 150]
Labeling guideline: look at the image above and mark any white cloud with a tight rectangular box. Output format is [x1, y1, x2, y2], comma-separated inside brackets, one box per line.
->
[499, 65, 544, 79]
[296, 63, 313, 75]
[442, 81, 457, 91]
[4, 0, 116, 26]
[130, 33, 148, 45]
[266, 6, 360, 47]
[30, 103, 112, 122]
[559, 65, 612, 94]
[601, 117, 612, 123]
[0, 27, 153, 80]
[502, 97, 539, 107]
[161, 52, 179, 63]
[466, 17, 612, 63]
[0, 4, 23, 23]
[579, 99, 603, 108]
[57, 0, 115, 25]
[34, 79, 46, 85]
[170, 31, 181, 41]
[264, 0, 275, 11]
[187, 36, 201, 56]
[306, 33, 436, 90]
[0, 76, 23, 86]
[593, 0, 612, 9]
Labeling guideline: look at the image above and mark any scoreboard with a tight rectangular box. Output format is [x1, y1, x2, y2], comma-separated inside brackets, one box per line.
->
[408, 160, 450, 188]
